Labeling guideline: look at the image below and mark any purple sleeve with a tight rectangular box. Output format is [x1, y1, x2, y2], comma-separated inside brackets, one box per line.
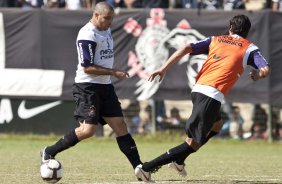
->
[190, 37, 212, 55]
[77, 40, 97, 67]
[247, 50, 269, 69]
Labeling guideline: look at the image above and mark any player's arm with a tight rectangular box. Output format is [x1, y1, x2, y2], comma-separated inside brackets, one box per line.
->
[148, 44, 192, 82]
[84, 65, 129, 79]
[148, 37, 211, 82]
[247, 50, 271, 81]
[77, 40, 129, 79]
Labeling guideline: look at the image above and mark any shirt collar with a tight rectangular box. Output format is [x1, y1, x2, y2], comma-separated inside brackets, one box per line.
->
[231, 34, 241, 38]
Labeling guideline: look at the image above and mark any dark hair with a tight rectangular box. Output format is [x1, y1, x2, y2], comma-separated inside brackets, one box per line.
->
[229, 14, 251, 38]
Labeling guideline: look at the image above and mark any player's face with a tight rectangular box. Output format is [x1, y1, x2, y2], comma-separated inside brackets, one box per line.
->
[95, 11, 114, 31]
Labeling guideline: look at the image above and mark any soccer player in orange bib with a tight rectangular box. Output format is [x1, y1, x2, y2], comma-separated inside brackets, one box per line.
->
[134, 14, 270, 182]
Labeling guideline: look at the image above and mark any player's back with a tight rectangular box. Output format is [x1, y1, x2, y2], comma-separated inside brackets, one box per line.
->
[196, 35, 251, 95]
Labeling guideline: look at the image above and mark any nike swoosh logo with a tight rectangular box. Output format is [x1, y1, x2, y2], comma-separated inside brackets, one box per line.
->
[213, 54, 221, 59]
[18, 100, 62, 119]
[213, 54, 227, 60]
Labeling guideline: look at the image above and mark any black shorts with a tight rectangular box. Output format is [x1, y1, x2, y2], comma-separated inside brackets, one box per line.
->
[185, 92, 221, 145]
[72, 83, 123, 125]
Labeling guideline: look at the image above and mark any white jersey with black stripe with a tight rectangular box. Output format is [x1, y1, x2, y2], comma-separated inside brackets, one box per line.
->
[75, 22, 114, 84]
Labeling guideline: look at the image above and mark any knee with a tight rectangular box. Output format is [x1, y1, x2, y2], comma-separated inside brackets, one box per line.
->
[82, 129, 95, 139]
[185, 137, 201, 151]
[212, 119, 224, 132]
[76, 125, 95, 140]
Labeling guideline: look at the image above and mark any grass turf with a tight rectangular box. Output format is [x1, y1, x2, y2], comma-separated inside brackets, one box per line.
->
[0, 133, 282, 184]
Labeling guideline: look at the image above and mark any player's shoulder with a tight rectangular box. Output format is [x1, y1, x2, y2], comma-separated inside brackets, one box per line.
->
[77, 22, 96, 41]
[246, 43, 259, 53]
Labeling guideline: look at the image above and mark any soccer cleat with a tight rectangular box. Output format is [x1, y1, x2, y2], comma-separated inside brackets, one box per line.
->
[168, 161, 187, 177]
[40, 147, 54, 163]
[134, 164, 151, 182]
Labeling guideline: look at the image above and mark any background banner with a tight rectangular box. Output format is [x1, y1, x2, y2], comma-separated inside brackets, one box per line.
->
[0, 9, 281, 106]
[0, 97, 106, 135]
[0, 98, 76, 134]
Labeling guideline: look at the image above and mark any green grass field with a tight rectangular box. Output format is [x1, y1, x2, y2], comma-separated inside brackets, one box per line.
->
[0, 133, 282, 184]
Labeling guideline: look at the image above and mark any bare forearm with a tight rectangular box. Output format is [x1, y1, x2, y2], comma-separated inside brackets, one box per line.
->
[161, 44, 192, 72]
[84, 65, 129, 79]
[84, 65, 115, 76]
[148, 44, 192, 82]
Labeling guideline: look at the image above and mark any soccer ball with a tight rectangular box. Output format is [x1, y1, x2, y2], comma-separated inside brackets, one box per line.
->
[40, 159, 63, 183]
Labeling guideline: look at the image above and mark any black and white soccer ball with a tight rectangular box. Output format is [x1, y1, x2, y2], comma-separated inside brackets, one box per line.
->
[40, 159, 63, 183]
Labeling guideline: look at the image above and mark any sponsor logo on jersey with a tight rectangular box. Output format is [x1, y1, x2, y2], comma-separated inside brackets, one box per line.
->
[218, 37, 243, 47]
[100, 49, 113, 60]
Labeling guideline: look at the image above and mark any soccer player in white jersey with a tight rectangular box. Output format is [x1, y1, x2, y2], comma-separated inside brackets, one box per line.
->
[41, 2, 144, 181]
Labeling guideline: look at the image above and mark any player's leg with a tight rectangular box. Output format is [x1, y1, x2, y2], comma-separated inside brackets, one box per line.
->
[164, 119, 223, 176]
[105, 117, 149, 181]
[164, 120, 223, 176]
[141, 128, 197, 174]
[171, 93, 221, 166]
[140, 93, 201, 174]
[104, 117, 143, 169]
[101, 85, 143, 169]
[41, 83, 99, 162]
[165, 119, 223, 175]
[42, 122, 96, 162]
[102, 85, 146, 181]
[202, 118, 223, 144]
[141, 93, 221, 174]
[75, 121, 97, 140]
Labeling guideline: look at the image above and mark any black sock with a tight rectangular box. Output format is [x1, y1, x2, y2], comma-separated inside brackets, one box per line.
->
[116, 134, 142, 169]
[142, 142, 195, 172]
[175, 144, 195, 165]
[176, 131, 218, 165]
[45, 130, 79, 157]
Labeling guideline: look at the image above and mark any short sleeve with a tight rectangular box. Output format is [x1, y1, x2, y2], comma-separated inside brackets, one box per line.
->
[77, 40, 97, 67]
[190, 37, 212, 55]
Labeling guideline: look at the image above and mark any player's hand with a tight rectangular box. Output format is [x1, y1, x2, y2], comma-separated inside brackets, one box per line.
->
[250, 67, 270, 81]
[113, 70, 129, 79]
[250, 69, 260, 81]
[148, 70, 165, 82]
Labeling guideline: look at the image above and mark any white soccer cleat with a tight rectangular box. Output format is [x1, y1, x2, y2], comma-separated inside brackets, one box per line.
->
[168, 161, 187, 177]
[135, 164, 151, 182]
